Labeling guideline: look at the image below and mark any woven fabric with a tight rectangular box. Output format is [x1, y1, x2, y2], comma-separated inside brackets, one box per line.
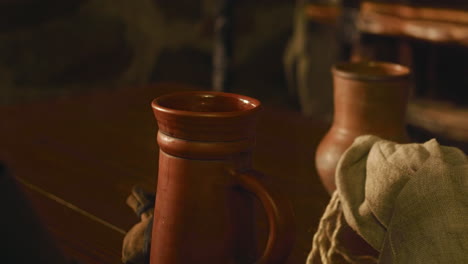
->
[309, 135, 468, 263]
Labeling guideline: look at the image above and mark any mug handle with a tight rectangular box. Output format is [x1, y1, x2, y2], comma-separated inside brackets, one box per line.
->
[233, 169, 295, 264]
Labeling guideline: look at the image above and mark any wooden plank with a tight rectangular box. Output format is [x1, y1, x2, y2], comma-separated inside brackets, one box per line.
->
[305, 4, 341, 25]
[361, 2, 468, 24]
[408, 99, 468, 142]
[358, 2, 468, 45]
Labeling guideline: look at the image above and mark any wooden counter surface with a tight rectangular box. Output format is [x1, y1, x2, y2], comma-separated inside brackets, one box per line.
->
[1, 82, 330, 264]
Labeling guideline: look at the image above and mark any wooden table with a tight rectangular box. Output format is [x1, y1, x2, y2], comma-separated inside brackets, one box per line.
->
[0, 82, 330, 263]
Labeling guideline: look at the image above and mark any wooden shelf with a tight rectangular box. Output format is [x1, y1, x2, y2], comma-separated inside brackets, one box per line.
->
[408, 99, 468, 143]
[305, 3, 341, 25]
[358, 2, 468, 46]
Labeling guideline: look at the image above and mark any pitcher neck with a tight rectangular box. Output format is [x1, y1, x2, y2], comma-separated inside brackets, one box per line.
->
[332, 86, 409, 135]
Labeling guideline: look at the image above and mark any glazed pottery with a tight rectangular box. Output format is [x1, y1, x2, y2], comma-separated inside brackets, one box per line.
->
[316, 61, 411, 193]
[151, 91, 295, 264]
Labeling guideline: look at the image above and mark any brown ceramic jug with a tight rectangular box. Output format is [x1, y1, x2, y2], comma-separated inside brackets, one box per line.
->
[316, 61, 411, 193]
[151, 91, 295, 264]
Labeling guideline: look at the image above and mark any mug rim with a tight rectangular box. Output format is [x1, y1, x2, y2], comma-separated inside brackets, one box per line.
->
[152, 91, 262, 118]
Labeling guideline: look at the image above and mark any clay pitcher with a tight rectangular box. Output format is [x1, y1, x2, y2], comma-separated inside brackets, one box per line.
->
[151, 91, 295, 264]
[316, 61, 411, 193]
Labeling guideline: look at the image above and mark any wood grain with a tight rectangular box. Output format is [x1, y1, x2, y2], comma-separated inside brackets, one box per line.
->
[358, 2, 468, 45]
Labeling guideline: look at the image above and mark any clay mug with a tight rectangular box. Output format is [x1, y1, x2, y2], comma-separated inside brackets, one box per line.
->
[151, 91, 295, 264]
[316, 61, 411, 193]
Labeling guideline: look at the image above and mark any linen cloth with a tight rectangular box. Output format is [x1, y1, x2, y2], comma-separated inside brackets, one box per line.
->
[308, 135, 468, 263]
